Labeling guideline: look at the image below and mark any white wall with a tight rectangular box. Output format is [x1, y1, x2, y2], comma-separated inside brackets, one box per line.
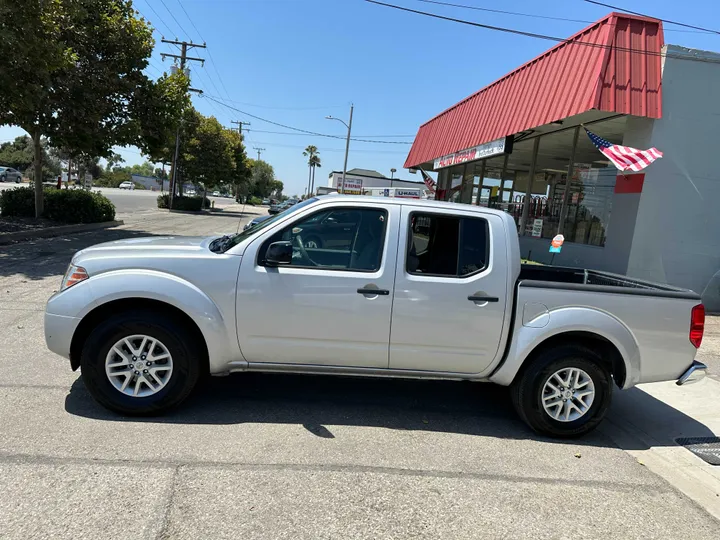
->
[327, 172, 425, 190]
[625, 45, 720, 299]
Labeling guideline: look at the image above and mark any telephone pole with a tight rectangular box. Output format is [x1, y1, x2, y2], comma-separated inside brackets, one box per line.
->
[254, 147, 266, 160]
[231, 120, 251, 134]
[161, 39, 206, 208]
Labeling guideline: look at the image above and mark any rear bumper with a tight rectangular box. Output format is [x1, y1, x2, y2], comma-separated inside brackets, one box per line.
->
[676, 360, 708, 386]
[44, 312, 81, 361]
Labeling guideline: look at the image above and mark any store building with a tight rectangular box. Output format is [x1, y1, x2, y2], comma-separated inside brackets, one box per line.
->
[404, 12, 720, 308]
[326, 168, 429, 195]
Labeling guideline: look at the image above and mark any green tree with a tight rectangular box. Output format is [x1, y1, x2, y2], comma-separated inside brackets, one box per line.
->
[249, 160, 276, 199]
[0, 136, 61, 179]
[0, 0, 185, 217]
[129, 162, 156, 177]
[182, 113, 234, 193]
[224, 129, 251, 199]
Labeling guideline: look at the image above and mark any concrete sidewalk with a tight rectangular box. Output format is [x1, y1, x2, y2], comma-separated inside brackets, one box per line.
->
[602, 377, 720, 519]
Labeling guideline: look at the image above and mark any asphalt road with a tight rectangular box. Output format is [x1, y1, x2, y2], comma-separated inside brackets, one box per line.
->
[0, 182, 249, 217]
[1, 209, 719, 538]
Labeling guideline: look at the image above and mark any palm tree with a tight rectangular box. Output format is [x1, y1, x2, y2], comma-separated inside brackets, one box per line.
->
[309, 154, 321, 195]
[303, 145, 319, 197]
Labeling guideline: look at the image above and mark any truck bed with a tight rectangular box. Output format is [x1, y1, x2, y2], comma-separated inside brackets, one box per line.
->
[519, 264, 699, 300]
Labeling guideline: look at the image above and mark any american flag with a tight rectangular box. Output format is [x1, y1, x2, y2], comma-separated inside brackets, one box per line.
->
[419, 167, 436, 193]
[585, 128, 663, 172]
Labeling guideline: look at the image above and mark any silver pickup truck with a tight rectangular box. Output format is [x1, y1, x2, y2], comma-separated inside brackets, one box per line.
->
[45, 196, 707, 437]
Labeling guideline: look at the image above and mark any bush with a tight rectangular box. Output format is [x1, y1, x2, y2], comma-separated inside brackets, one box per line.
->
[247, 196, 263, 206]
[157, 193, 169, 208]
[44, 190, 115, 223]
[156, 194, 210, 211]
[0, 187, 36, 217]
[0, 187, 115, 223]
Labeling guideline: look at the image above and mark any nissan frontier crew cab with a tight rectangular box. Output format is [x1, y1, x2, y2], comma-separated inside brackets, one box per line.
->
[45, 196, 708, 437]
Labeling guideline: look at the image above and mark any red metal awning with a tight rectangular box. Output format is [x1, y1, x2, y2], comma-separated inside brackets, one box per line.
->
[405, 12, 664, 169]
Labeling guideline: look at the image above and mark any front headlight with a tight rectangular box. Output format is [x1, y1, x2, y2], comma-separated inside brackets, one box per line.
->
[61, 264, 89, 290]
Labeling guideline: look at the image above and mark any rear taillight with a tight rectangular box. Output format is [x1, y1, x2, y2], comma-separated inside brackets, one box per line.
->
[690, 304, 705, 348]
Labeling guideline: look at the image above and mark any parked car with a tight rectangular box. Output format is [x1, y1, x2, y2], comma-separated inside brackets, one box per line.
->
[268, 201, 290, 215]
[0, 166, 22, 183]
[243, 214, 273, 231]
[44, 196, 707, 438]
[262, 199, 270, 206]
[118, 181, 134, 190]
[212, 191, 221, 197]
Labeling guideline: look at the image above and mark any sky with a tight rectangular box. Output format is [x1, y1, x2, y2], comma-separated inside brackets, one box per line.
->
[2, 0, 720, 196]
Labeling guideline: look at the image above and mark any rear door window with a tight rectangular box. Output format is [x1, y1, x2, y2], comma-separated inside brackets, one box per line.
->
[407, 213, 489, 277]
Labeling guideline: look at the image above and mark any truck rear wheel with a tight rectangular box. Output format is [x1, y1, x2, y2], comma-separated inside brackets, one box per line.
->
[80, 310, 201, 416]
[510, 344, 612, 438]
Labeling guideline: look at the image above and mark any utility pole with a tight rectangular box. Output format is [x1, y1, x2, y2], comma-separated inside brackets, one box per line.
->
[161, 39, 206, 208]
[326, 104, 353, 194]
[254, 147, 265, 160]
[231, 120, 251, 134]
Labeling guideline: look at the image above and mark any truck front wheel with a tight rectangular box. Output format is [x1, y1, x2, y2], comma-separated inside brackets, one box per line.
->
[80, 310, 201, 416]
[510, 345, 612, 438]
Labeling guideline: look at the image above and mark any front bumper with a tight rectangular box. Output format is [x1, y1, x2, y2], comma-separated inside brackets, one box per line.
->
[44, 312, 81, 361]
[676, 360, 708, 386]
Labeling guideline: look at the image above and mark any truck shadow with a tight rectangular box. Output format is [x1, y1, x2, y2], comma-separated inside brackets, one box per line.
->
[64, 372, 716, 450]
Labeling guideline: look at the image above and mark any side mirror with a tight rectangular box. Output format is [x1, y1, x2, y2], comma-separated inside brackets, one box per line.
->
[265, 241, 293, 266]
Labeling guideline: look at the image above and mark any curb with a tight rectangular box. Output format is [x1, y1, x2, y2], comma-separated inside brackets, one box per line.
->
[0, 220, 124, 245]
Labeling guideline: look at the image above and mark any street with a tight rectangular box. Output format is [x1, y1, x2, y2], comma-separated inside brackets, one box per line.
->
[1, 207, 719, 539]
[0, 182, 241, 217]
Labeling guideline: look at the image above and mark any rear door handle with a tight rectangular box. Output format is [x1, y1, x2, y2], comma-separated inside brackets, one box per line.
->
[468, 295, 499, 302]
[358, 288, 390, 296]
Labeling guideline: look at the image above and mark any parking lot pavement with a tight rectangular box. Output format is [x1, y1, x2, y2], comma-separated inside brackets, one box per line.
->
[1, 212, 719, 539]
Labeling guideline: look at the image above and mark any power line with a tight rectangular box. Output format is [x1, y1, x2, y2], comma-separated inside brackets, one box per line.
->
[199, 94, 345, 111]
[247, 140, 409, 155]
[138, 0, 174, 37]
[175, 0, 204, 41]
[175, 0, 233, 101]
[583, 0, 720, 35]
[159, 0, 191, 39]
[245, 128, 414, 138]
[205, 95, 414, 144]
[414, 0, 712, 33]
[364, 0, 720, 64]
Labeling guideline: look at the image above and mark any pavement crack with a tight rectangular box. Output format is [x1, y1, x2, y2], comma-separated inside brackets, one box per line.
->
[154, 465, 181, 540]
[0, 451, 673, 495]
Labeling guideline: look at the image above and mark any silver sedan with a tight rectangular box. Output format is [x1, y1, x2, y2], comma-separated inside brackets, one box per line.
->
[0, 166, 22, 183]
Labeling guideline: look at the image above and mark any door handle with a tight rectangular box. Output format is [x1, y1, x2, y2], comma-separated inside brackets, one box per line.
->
[358, 287, 390, 296]
[468, 295, 499, 302]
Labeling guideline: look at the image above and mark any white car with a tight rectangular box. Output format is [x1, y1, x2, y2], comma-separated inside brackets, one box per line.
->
[119, 181, 134, 190]
[212, 191, 221, 197]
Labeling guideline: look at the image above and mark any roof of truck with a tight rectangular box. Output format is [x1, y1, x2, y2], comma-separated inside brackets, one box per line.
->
[321, 194, 510, 217]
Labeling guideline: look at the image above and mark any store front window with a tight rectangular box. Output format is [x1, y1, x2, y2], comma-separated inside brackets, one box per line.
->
[429, 117, 623, 247]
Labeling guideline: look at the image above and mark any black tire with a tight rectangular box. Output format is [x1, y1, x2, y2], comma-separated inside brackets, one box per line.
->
[510, 344, 612, 438]
[80, 310, 201, 416]
[304, 235, 323, 249]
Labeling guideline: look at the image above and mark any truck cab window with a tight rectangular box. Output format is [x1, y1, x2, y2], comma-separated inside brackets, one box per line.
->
[260, 207, 387, 271]
[407, 213, 489, 277]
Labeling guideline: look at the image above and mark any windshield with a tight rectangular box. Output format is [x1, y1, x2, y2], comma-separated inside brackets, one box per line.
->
[210, 198, 319, 253]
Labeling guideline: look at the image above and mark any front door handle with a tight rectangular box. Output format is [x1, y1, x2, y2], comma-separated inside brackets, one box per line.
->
[468, 295, 499, 302]
[358, 287, 390, 296]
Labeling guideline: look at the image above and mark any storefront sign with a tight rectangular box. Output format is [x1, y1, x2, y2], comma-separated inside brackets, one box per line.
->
[395, 189, 421, 198]
[532, 219, 543, 237]
[340, 177, 363, 195]
[433, 136, 512, 170]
